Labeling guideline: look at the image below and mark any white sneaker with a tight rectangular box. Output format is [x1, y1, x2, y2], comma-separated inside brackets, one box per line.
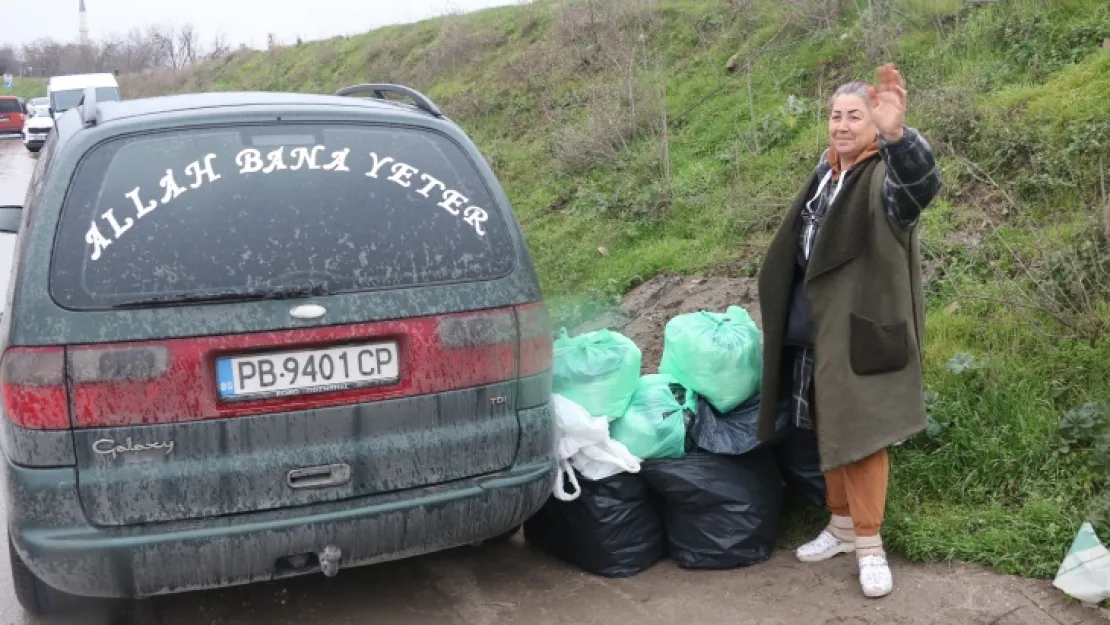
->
[859, 554, 894, 598]
[796, 530, 855, 562]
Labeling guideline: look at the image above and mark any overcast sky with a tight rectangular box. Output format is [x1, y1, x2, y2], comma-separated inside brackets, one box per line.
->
[1, 0, 522, 49]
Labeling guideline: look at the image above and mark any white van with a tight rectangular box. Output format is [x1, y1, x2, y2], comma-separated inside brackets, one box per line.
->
[47, 73, 121, 119]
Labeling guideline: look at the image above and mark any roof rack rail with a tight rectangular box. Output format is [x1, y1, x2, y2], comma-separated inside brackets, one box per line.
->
[334, 83, 444, 118]
[77, 86, 99, 128]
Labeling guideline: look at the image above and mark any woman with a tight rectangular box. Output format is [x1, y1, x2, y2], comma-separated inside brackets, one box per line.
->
[756, 64, 941, 599]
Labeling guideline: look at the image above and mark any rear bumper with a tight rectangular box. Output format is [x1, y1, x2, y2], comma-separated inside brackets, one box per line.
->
[5, 457, 555, 598]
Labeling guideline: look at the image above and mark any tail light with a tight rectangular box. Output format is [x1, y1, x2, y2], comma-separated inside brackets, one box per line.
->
[68, 345, 181, 428]
[1, 347, 69, 430]
[516, 302, 553, 377]
[435, 308, 518, 389]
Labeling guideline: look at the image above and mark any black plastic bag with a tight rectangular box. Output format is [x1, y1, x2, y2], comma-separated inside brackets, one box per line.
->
[771, 424, 826, 508]
[522, 470, 667, 578]
[641, 451, 783, 569]
[689, 393, 790, 455]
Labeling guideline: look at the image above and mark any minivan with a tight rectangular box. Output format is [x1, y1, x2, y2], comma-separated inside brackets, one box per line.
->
[0, 84, 556, 615]
[0, 96, 25, 134]
[47, 72, 122, 119]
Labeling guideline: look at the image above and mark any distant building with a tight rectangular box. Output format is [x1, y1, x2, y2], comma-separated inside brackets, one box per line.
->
[79, 0, 90, 45]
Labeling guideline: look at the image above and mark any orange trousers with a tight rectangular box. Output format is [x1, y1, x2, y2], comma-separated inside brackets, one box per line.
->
[824, 449, 889, 537]
[811, 385, 890, 537]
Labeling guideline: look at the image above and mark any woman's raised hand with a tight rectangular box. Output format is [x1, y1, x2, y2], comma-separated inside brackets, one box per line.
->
[868, 63, 906, 142]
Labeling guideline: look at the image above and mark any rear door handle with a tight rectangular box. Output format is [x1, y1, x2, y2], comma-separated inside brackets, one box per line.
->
[286, 463, 351, 490]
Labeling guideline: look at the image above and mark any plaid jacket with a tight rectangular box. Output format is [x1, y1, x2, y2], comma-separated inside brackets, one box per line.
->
[791, 127, 941, 429]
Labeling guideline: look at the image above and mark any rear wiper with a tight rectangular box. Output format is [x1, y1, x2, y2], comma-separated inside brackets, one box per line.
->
[110, 282, 328, 308]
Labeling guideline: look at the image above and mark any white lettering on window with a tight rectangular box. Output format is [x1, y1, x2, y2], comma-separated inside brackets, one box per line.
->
[463, 206, 488, 236]
[366, 152, 394, 178]
[126, 187, 157, 219]
[159, 169, 188, 204]
[85, 223, 112, 261]
[416, 174, 446, 198]
[263, 148, 287, 174]
[236, 149, 263, 173]
[438, 190, 468, 216]
[87, 144, 497, 263]
[101, 209, 134, 238]
[184, 153, 222, 188]
[388, 162, 419, 188]
[290, 146, 325, 171]
[322, 148, 351, 172]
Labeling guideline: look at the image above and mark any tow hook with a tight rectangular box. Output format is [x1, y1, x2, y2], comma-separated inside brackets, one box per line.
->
[318, 545, 342, 578]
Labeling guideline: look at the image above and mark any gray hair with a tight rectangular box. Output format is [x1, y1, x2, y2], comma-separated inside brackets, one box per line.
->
[828, 82, 870, 107]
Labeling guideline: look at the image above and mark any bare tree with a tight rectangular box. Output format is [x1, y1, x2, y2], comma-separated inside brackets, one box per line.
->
[178, 24, 199, 66]
[0, 45, 17, 73]
[3, 21, 228, 76]
[20, 38, 66, 76]
[205, 31, 231, 61]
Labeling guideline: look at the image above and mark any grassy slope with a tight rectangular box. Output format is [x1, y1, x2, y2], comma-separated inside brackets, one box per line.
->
[7, 77, 45, 100]
[118, 0, 1110, 578]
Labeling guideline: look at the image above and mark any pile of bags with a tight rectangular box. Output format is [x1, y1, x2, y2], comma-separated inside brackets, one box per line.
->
[524, 306, 827, 577]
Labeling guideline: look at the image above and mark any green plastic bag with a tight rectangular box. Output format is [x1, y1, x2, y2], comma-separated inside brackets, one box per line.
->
[658, 306, 762, 413]
[552, 328, 642, 419]
[610, 374, 693, 460]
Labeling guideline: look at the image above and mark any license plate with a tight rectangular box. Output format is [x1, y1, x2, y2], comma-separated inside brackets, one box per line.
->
[216, 341, 400, 401]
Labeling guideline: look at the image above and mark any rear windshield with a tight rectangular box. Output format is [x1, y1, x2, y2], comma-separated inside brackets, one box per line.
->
[50, 123, 516, 309]
[0, 99, 21, 114]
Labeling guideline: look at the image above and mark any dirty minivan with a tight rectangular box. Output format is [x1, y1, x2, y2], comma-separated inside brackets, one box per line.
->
[0, 96, 26, 135]
[0, 85, 556, 614]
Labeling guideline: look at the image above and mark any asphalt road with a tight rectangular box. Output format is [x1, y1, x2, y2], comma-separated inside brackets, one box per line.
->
[0, 136, 1104, 625]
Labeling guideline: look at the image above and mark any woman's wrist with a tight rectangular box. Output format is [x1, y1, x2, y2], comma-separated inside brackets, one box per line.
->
[879, 126, 905, 143]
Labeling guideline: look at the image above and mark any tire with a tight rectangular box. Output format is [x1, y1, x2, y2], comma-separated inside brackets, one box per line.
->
[8, 535, 77, 615]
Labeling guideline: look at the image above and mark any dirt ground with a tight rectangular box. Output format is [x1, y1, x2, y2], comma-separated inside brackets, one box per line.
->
[566, 274, 1108, 625]
[573, 274, 762, 373]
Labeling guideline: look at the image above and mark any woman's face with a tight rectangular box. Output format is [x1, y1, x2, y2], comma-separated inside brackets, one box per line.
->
[828, 94, 878, 163]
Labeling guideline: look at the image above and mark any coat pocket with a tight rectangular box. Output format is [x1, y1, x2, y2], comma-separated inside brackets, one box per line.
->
[849, 313, 909, 376]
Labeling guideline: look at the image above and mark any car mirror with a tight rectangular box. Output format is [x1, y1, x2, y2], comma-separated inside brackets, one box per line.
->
[0, 207, 23, 234]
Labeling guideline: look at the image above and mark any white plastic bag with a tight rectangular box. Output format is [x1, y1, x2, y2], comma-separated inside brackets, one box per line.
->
[1053, 522, 1110, 604]
[551, 394, 641, 501]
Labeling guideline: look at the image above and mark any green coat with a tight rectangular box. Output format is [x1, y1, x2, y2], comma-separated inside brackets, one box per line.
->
[756, 157, 927, 471]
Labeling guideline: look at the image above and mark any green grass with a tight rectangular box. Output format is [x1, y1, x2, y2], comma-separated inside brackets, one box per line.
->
[886, 311, 1110, 577]
[116, 0, 1110, 579]
[5, 77, 45, 100]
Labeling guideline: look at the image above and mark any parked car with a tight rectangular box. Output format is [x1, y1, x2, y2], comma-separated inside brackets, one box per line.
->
[47, 72, 122, 119]
[25, 97, 50, 118]
[0, 84, 555, 615]
[0, 96, 25, 135]
[21, 101, 53, 152]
